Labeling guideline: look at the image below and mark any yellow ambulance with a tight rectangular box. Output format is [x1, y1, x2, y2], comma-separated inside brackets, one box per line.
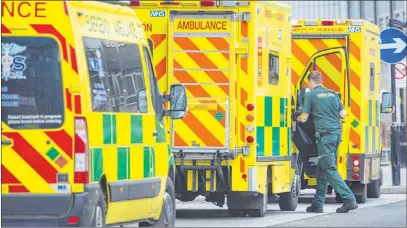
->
[290, 19, 393, 203]
[1, 1, 187, 227]
[133, 0, 299, 217]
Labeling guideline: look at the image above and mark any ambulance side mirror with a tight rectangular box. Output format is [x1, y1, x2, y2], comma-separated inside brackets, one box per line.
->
[148, 39, 154, 58]
[380, 92, 393, 113]
[165, 84, 188, 120]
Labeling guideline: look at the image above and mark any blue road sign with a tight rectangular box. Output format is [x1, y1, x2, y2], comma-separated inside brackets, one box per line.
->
[380, 28, 407, 64]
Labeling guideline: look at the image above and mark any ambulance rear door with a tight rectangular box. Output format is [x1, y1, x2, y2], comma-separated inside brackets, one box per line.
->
[168, 11, 246, 153]
[292, 34, 350, 178]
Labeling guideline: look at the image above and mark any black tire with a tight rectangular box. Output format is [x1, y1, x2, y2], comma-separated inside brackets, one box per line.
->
[278, 175, 299, 211]
[90, 193, 106, 227]
[139, 177, 176, 227]
[367, 179, 381, 198]
[355, 184, 367, 204]
[228, 209, 247, 217]
[335, 193, 343, 203]
[247, 183, 268, 217]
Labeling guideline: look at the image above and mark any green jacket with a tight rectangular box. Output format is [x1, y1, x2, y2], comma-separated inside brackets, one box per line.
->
[303, 85, 343, 135]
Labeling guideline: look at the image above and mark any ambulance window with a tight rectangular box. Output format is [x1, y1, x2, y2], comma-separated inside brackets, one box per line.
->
[268, 53, 279, 85]
[83, 37, 146, 113]
[143, 47, 163, 119]
[1, 37, 64, 129]
[370, 63, 375, 91]
[147, 39, 154, 58]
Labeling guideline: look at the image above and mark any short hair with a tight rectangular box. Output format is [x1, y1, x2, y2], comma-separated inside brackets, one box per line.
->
[307, 71, 323, 84]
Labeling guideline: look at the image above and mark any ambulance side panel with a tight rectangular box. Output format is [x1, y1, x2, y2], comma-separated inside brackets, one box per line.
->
[254, 2, 293, 194]
[348, 24, 381, 184]
[67, 1, 170, 224]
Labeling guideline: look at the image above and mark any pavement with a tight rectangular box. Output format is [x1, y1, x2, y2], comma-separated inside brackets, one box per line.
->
[380, 165, 407, 194]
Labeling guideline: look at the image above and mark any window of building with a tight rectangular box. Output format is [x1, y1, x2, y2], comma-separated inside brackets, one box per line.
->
[268, 53, 279, 85]
[83, 37, 147, 113]
[370, 63, 375, 91]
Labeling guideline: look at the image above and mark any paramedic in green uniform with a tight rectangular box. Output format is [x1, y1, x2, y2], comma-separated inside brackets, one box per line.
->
[297, 71, 358, 213]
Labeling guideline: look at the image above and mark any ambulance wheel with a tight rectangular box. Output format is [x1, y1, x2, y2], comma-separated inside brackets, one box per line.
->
[90, 193, 106, 227]
[247, 183, 268, 217]
[367, 179, 381, 198]
[228, 209, 247, 217]
[278, 175, 299, 211]
[355, 184, 367, 204]
[139, 177, 176, 227]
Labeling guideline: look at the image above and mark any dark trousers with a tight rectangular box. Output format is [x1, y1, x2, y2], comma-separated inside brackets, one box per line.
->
[313, 134, 356, 208]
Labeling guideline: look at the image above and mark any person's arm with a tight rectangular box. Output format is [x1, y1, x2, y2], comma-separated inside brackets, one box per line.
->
[339, 109, 347, 119]
[297, 112, 309, 123]
[297, 93, 312, 123]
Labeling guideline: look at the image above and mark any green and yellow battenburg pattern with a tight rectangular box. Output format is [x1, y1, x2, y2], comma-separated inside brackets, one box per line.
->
[256, 97, 290, 157]
[87, 113, 173, 184]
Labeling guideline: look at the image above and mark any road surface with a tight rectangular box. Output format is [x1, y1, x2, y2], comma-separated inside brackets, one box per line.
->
[270, 200, 407, 227]
[172, 194, 406, 227]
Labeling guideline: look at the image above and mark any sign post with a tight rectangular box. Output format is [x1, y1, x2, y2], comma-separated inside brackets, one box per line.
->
[395, 61, 407, 88]
[380, 28, 407, 64]
[383, 20, 407, 186]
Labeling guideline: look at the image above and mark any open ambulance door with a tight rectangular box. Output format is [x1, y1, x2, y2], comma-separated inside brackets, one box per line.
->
[292, 47, 349, 178]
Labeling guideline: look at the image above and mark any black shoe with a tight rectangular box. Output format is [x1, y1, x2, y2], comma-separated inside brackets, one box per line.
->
[306, 204, 323, 213]
[336, 200, 358, 213]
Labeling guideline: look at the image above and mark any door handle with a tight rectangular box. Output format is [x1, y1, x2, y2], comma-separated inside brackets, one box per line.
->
[153, 132, 158, 137]
[2, 139, 12, 145]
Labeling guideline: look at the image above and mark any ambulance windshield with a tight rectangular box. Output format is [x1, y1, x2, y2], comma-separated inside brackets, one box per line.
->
[1, 37, 64, 129]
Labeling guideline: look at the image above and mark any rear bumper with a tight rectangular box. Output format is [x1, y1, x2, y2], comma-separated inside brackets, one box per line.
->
[1, 184, 100, 227]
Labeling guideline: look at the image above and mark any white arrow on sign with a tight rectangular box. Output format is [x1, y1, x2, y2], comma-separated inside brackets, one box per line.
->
[380, 38, 407, 54]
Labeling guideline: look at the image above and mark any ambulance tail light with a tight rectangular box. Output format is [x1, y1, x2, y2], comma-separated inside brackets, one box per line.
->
[246, 136, 254, 144]
[321, 20, 334, 26]
[74, 117, 89, 184]
[246, 103, 255, 111]
[353, 159, 360, 167]
[200, 0, 215, 7]
[336, 20, 348, 25]
[160, 0, 181, 5]
[351, 154, 360, 180]
[129, 0, 140, 6]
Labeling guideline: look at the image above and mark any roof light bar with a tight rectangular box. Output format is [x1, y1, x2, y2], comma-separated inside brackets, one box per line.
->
[321, 20, 334, 26]
[350, 20, 363, 26]
[336, 20, 349, 25]
[304, 20, 318, 26]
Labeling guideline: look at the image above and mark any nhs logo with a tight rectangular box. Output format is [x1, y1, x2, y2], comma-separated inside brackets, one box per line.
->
[150, 10, 165, 17]
[348, 27, 361, 33]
